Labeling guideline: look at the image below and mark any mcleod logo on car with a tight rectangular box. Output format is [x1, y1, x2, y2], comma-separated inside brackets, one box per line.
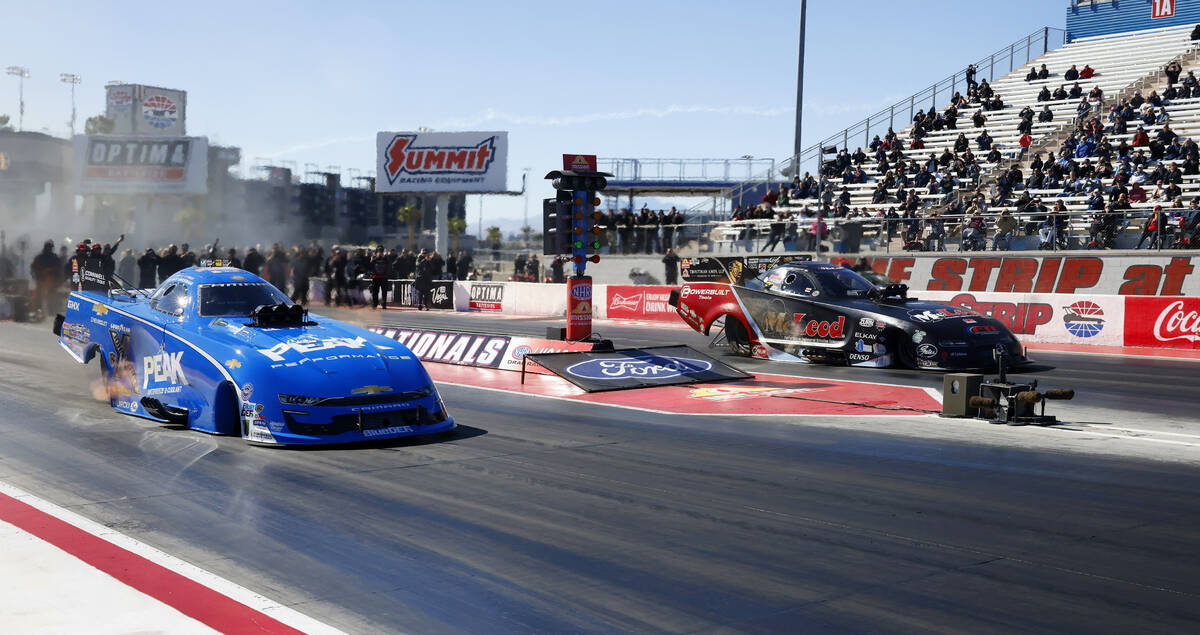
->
[793, 314, 846, 339]
[566, 355, 714, 380]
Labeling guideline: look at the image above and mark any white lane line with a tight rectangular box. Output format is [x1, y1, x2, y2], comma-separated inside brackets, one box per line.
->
[0, 481, 344, 635]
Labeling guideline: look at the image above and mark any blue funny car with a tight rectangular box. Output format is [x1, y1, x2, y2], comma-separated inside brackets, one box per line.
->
[54, 265, 454, 445]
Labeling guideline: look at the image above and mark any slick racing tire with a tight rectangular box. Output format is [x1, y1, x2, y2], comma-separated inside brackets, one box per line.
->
[890, 330, 919, 370]
[724, 316, 753, 357]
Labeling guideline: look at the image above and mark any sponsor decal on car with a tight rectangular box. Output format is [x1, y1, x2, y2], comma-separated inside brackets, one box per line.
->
[258, 335, 370, 362]
[241, 382, 254, 399]
[67, 299, 81, 311]
[909, 307, 976, 323]
[225, 359, 242, 369]
[142, 351, 187, 391]
[858, 317, 875, 328]
[565, 355, 714, 380]
[351, 385, 392, 395]
[680, 286, 730, 300]
[93, 304, 109, 316]
[363, 425, 415, 438]
[916, 343, 939, 359]
[792, 314, 846, 339]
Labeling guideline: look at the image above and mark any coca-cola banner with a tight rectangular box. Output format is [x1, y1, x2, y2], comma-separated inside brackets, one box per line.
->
[1123, 297, 1200, 350]
[863, 255, 1199, 296]
[605, 285, 678, 322]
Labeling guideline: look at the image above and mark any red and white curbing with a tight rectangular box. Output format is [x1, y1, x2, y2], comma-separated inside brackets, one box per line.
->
[0, 480, 341, 634]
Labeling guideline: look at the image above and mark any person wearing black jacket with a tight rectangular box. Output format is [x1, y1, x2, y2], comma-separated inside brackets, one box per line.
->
[137, 248, 159, 288]
[368, 246, 391, 309]
[242, 246, 264, 275]
[157, 244, 181, 281]
[224, 248, 242, 270]
[662, 248, 681, 285]
[456, 249, 473, 280]
[414, 250, 433, 310]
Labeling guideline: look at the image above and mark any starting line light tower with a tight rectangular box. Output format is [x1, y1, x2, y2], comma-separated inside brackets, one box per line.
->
[544, 154, 611, 340]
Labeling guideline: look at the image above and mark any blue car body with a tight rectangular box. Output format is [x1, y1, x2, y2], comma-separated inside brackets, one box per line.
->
[55, 266, 454, 445]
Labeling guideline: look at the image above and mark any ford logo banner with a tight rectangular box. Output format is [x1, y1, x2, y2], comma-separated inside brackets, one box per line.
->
[565, 355, 714, 380]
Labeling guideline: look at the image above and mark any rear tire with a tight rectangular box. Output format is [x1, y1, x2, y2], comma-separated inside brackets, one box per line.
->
[724, 317, 753, 357]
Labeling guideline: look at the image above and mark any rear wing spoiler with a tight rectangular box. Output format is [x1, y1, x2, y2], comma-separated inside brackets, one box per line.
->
[679, 255, 811, 285]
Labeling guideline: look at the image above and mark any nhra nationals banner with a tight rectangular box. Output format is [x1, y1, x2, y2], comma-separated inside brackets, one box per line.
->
[605, 285, 678, 322]
[376, 131, 508, 193]
[368, 327, 592, 371]
[72, 135, 208, 195]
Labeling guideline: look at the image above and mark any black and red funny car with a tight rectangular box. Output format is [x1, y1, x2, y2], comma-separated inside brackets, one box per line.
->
[668, 256, 1028, 370]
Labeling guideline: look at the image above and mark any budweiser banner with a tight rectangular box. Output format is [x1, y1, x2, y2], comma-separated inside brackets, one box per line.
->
[864, 255, 1200, 296]
[605, 285, 679, 322]
[376, 131, 508, 193]
[1124, 296, 1200, 349]
[72, 135, 208, 195]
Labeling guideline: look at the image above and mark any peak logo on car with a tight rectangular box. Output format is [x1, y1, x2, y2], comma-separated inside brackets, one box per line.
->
[258, 335, 370, 362]
[565, 355, 714, 380]
[142, 351, 187, 391]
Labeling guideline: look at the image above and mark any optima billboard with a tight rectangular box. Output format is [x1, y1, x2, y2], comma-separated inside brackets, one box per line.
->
[72, 135, 208, 194]
[375, 131, 508, 193]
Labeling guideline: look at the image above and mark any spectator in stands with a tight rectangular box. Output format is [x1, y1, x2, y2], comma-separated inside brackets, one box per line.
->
[1069, 82, 1083, 99]
[1185, 70, 1199, 91]
[1025, 67, 1039, 83]
[976, 130, 993, 151]
[966, 64, 978, 89]
[1076, 99, 1092, 119]
[1037, 64, 1049, 80]
[1037, 86, 1052, 102]
[1039, 203, 1068, 249]
[1158, 123, 1178, 145]
[990, 210, 1016, 251]
[1064, 64, 1079, 81]
[1018, 116, 1034, 136]
[1048, 85, 1065, 101]
[1079, 65, 1095, 79]
[978, 80, 993, 99]
[986, 147, 1002, 164]
[1129, 181, 1148, 203]
[1037, 105, 1054, 123]
[1192, 24, 1200, 40]
[1149, 90, 1165, 108]
[1136, 205, 1168, 248]
[1130, 91, 1145, 109]
[1018, 132, 1034, 160]
[1087, 85, 1104, 104]
[952, 132, 969, 153]
[972, 110, 987, 128]
[924, 211, 946, 251]
[1165, 60, 1183, 85]
[1132, 126, 1150, 147]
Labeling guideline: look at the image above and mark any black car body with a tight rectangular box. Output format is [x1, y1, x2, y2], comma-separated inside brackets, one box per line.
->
[668, 256, 1027, 370]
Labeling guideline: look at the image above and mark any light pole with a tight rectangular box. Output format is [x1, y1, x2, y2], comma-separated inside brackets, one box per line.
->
[5, 66, 30, 131]
[60, 73, 81, 136]
[740, 154, 753, 179]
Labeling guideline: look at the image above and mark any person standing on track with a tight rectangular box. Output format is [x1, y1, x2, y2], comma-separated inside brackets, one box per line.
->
[414, 249, 433, 310]
[30, 240, 62, 317]
[369, 246, 392, 310]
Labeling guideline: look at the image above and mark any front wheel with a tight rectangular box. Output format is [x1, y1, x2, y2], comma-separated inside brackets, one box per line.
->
[724, 316, 753, 357]
[889, 330, 919, 369]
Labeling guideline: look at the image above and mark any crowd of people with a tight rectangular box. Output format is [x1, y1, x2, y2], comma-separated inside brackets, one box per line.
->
[599, 206, 687, 255]
[20, 237, 485, 316]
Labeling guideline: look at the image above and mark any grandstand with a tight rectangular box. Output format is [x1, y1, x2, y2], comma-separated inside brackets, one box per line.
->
[709, 23, 1200, 254]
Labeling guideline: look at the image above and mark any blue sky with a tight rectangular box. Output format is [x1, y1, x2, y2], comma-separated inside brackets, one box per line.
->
[1, 0, 1065, 232]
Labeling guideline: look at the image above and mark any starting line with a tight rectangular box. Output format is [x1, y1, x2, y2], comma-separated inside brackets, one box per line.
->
[426, 363, 942, 417]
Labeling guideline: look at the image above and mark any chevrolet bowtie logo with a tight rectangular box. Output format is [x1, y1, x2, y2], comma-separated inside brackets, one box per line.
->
[225, 359, 243, 369]
[351, 385, 392, 395]
[93, 304, 109, 315]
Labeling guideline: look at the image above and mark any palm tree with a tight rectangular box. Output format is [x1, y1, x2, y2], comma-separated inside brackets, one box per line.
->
[448, 217, 468, 250]
[397, 203, 423, 250]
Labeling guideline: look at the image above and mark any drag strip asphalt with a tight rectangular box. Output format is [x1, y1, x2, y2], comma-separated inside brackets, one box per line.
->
[2, 317, 1200, 632]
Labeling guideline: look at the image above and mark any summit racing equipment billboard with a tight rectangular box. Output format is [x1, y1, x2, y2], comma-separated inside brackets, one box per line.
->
[72, 135, 208, 195]
[376, 131, 508, 193]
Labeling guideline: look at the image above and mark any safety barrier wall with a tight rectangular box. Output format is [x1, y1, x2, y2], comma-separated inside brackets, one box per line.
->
[867, 254, 1200, 296]
[921, 290, 1200, 350]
